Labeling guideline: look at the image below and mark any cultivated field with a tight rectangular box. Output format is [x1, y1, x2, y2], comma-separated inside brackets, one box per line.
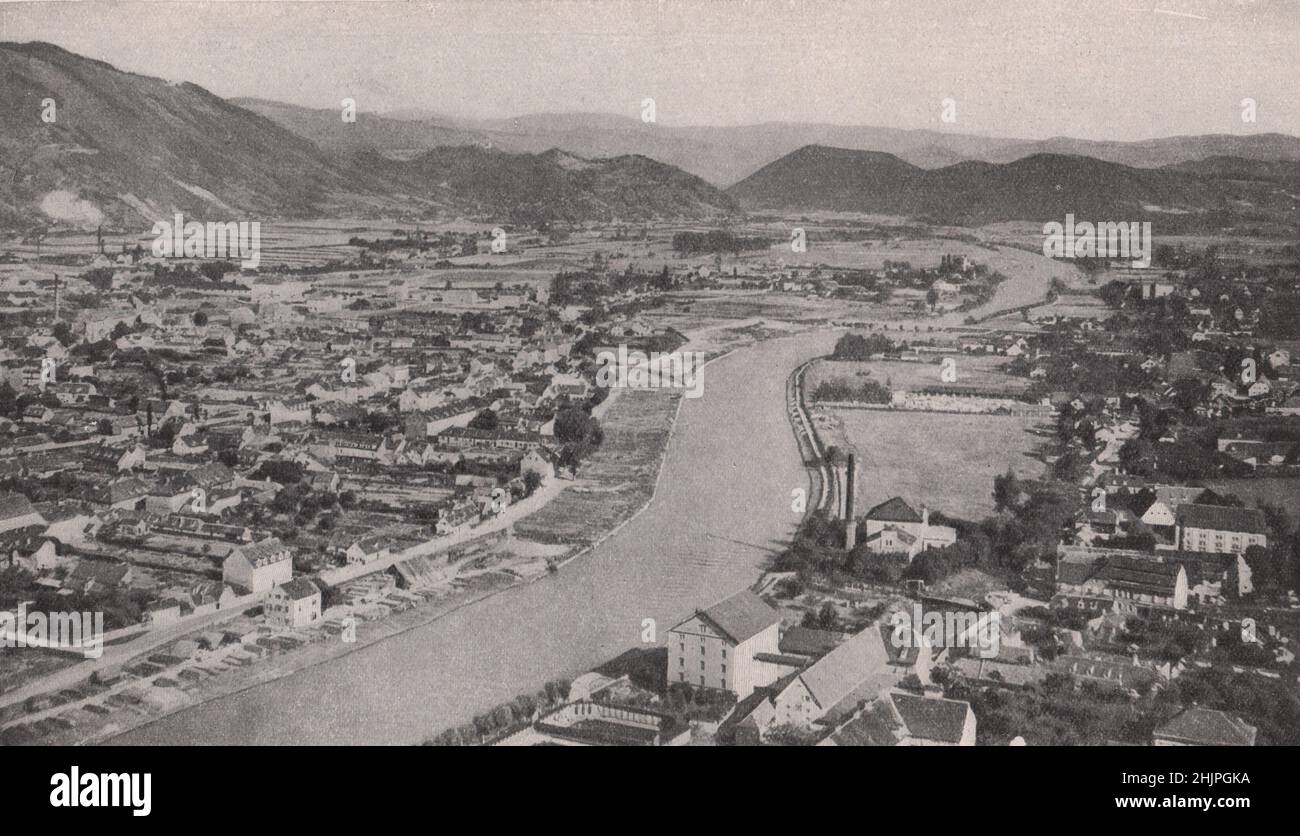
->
[833, 409, 1048, 520]
[806, 354, 1026, 397]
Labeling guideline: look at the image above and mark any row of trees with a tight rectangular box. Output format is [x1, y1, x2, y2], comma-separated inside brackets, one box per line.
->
[424, 679, 572, 745]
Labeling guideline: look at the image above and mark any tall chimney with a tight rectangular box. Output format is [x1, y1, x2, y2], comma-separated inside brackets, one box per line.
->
[845, 454, 858, 549]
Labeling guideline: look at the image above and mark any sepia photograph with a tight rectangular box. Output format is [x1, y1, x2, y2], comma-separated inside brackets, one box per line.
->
[0, 0, 1296, 814]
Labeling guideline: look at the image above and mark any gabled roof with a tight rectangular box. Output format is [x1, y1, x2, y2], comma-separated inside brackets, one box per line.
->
[1098, 556, 1183, 596]
[1155, 707, 1257, 746]
[277, 577, 320, 601]
[690, 590, 780, 644]
[828, 698, 904, 746]
[67, 559, 131, 587]
[863, 525, 918, 546]
[779, 626, 844, 658]
[889, 692, 971, 744]
[235, 537, 291, 568]
[864, 497, 922, 524]
[1175, 503, 1267, 535]
[1056, 559, 1098, 587]
[0, 492, 40, 522]
[796, 624, 891, 712]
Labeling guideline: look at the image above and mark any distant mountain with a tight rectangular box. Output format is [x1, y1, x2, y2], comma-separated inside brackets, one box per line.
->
[0, 43, 736, 230]
[229, 102, 737, 218]
[0, 41, 371, 229]
[985, 134, 1300, 168]
[229, 98, 493, 156]
[5, 42, 1297, 232]
[240, 103, 1016, 185]
[347, 145, 740, 222]
[728, 145, 1300, 230]
[242, 102, 1300, 188]
[1164, 155, 1300, 185]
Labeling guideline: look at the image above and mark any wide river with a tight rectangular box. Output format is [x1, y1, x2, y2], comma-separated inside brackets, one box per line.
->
[115, 329, 839, 745]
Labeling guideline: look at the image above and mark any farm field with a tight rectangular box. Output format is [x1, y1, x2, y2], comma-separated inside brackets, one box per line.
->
[833, 409, 1048, 521]
[806, 354, 1026, 397]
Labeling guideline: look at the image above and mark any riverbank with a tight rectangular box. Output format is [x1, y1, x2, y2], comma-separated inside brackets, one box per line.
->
[103, 323, 834, 744]
[28, 318, 802, 745]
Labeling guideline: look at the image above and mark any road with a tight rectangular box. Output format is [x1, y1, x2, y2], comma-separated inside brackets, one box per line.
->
[113, 330, 838, 744]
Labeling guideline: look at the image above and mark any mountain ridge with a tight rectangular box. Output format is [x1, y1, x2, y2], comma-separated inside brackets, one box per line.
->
[726, 144, 1300, 230]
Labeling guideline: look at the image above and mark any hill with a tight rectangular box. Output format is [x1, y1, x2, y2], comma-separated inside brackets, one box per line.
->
[242, 102, 1300, 187]
[727, 145, 1300, 230]
[0, 41, 369, 229]
[0, 43, 739, 230]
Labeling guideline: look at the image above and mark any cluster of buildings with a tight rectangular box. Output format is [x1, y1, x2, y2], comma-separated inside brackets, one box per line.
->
[0, 258, 671, 644]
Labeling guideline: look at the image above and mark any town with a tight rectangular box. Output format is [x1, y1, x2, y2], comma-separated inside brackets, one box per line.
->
[1, 5, 1298, 757]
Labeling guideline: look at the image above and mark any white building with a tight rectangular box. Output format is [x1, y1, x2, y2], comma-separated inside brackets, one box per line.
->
[666, 590, 782, 698]
[265, 578, 322, 627]
[222, 537, 293, 594]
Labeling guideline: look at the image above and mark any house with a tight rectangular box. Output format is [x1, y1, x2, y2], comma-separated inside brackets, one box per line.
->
[0, 493, 46, 534]
[1176, 504, 1268, 555]
[222, 537, 293, 594]
[82, 442, 147, 474]
[307, 471, 340, 494]
[860, 497, 957, 560]
[7, 534, 63, 572]
[64, 560, 134, 595]
[263, 397, 313, 425]
[308, 431, 402, 465]
[757, 623, 932, 736]
[93, 477, 154, 511]
[666, 589, 782, 698]
[1097, 556, 1189, 611]
[825, 691, 977, 746]
[1153, 707, 1257, 746]
[345, 535, 394, 566]
[520, 446, 558, 481]
[189, 580, 238, 615]
[146, 463, 238, 514]
[144, 600, 184, 628]
[1053, 653, 1167, 692]
[265, 578, 322, 628]
[47, 381, 97, 406]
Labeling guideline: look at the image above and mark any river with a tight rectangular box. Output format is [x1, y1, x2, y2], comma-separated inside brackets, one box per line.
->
[113, 329, 838, 745]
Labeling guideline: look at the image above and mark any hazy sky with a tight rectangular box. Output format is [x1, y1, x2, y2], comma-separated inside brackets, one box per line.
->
[2, 0, 1297, 140]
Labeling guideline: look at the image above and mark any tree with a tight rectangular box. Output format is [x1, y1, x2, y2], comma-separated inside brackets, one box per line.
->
[199, 261, 234, 282]
[993, 468, 1021, 512]
[192, 310, 209, 327]
[554, 407, 600, 446]
[926, 287, 939, 312]
[1243, 544, 1277, 591]
[468, 409, 499, 431]
[801, 602, 838, 630]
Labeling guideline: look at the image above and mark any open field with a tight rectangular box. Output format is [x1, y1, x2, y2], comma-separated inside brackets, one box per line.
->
[832, 409, 1048, 521]
[806, 353, 1027, 397]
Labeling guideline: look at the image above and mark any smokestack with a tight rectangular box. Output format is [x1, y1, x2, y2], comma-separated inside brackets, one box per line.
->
[845, 454, 858, 549]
